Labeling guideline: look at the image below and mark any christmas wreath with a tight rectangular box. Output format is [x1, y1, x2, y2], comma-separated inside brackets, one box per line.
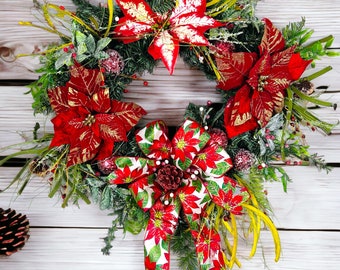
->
[2, 0, 339, 269]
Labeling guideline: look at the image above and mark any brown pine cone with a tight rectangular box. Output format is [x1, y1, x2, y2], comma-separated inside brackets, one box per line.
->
[0, 208, 30, 256]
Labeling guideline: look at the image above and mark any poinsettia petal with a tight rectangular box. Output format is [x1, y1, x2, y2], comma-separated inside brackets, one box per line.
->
[177, 179, 210, 224]
[251, 88, 274, 127]
[193, 144, 233, 178]
[48, 86, 69, 113]
[96, 114, 128, 141]
[115, 0, 156, 23]
[108, 157, 154, 184]
[171, 119, 210, 171]
[110, 99, 146, 130]
[216, 51, 258, 91]
[114, 19, 154, 44]
[288, 53, 312, 81]
[144, 199, 180, 269]
[49, 113, 72, 147]
[67, 128, 101, 166]
[224, 85, 258, 138]
[67, 63, 104, 96]
[96, 139, 114, 161]
[67, 87, 91, 109]
[170, 12, 224, 33]
[114, 0, 157, 43]
[259, 18, 285, 55]
[204, 176, 250, 215]
[90, 88, 111, 113]
[171, 0, 204, 16]
[136, 120, 172, 160]
[171, 25, 209, 45]
[148, 31, 179, 75]
[247, 53, 272, 90]
[129, 175, 161, 210]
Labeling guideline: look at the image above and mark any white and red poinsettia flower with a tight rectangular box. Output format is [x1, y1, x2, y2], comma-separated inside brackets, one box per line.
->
[114, 0, 224, 74]
[215, 18, 312, 138]
[108, 119, 249, 269]
[48, 63, 146, 167]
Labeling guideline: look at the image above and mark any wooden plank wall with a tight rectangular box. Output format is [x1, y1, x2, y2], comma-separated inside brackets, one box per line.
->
[1, 0, 340, 269]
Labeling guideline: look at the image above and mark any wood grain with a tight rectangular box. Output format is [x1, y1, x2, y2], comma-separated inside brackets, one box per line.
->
[0, 0, 340, 269]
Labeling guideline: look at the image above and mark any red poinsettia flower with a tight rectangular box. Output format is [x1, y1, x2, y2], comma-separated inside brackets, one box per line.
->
[215, 18, 311, 138]
[171, 128, 201, 163]
[48, 63, 146, 166]
[145, 201, 178, 245]
[114, 0, 223, 74]
[192, 225, 222, 255]
[108, 119, 249, 269]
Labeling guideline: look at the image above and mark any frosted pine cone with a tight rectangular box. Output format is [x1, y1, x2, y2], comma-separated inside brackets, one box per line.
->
[0, 208, 30, 256]
[97, 157, 117, 175]
[233, 149, 255, 172]
[100, 49, 124, 74]
[208, 128, 228, 148]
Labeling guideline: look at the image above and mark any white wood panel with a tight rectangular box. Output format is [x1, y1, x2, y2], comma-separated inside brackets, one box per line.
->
[0, 228, 339, 270]
[1, 1, 340, 269]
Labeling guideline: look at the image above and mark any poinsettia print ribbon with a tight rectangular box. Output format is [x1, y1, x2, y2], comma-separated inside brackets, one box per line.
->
[114, 0, 223, 74]
[108, 119, 250, 269]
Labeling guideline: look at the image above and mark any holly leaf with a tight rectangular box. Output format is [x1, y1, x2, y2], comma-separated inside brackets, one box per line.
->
[216, 51, 257, 91]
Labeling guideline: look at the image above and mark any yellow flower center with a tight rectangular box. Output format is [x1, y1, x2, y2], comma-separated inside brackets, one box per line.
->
[177, 139, 186, 150]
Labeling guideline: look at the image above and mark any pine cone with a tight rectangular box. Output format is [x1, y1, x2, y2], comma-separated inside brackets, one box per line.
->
[0, 208, 30, 256]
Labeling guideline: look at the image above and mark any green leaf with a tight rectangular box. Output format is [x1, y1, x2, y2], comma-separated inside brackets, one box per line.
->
[116, 157, 133, 168]
[77, 42, 88, 55]
[144, 125, 155, 143]
[96, 37, 111, 53]
[55, 53, 72, 69]
[149, 244, 161, 262]
[75, 30, 86, 44]
[87, 177, 106, 188]
[86, 34, 96, 53]
[206, 180, 219, 196]
[95, 51, 109, 60]
[100, 185, 113, 210]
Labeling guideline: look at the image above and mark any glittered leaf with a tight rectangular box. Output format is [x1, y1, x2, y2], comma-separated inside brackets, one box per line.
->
[259, 18, 285, 55]
[148, 31, 179, 75]
[251, 88, 275, 127]
[114, 0, 156, 43]
[67, 63, 104, 96]
[216, 51, 257, 91]
[110, 100, 146, 130]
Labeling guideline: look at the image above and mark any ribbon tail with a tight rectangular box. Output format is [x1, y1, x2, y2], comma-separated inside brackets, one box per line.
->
[144, 199, 181, 270]
[179, 179, 228, 269]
